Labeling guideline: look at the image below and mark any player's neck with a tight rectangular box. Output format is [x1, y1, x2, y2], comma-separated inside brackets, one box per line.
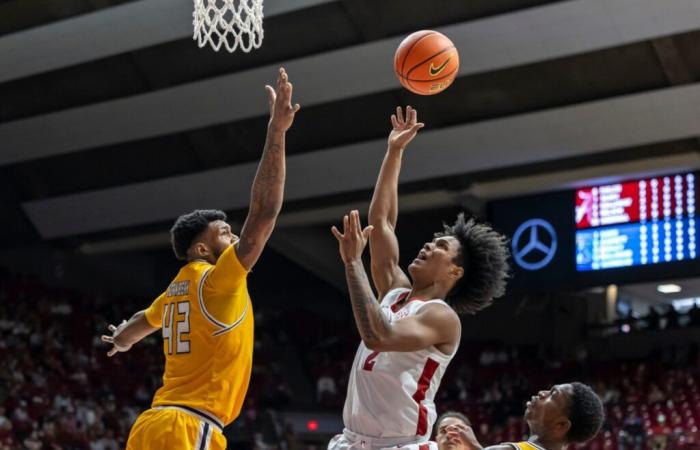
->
[527, 434, 566, 450]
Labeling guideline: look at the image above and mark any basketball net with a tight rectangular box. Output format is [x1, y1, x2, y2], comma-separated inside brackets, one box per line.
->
[193, 0, 264, 53]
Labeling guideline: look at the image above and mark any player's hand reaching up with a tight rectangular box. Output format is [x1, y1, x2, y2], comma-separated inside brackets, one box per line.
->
[266, 67, 301, 132]
[388, 105, 424, 151]
[101, 320, 132, 357]
[446, 423, 483, 450]
[332, 210, 374, 264]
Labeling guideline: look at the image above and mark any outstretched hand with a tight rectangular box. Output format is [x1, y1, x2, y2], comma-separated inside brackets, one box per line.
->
[331, 210, 373, 264]
[388, 105, 425, 150]
[446, 423, 483, 450]
[100, 320, 131, 357]
[266, 67, 301, 132]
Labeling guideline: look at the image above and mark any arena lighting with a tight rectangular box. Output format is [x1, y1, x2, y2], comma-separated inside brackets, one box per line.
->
[306, 420, 319, 432]
[657, 284, 682, 294]
[671, 298, 700, 309]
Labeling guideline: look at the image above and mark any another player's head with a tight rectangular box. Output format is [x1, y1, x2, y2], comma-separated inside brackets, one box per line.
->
[525, 382, 604, 445]
[408, 213, 510, 314]
[171, 209, 235, 264]
[435, 411, 471, 450]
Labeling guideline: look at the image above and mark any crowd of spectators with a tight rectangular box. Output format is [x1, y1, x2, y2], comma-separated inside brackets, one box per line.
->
[2, 270, 700, 449]
[0, 272, 287, 449]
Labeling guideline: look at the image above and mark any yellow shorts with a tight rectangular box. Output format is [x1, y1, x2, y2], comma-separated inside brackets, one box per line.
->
[126, 406, 226, 450]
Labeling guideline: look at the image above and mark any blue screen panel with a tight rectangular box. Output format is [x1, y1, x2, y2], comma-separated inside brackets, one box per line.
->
[576, 217, 698, 271]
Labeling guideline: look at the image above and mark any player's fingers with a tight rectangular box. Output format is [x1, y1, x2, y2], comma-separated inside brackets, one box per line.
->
[277, 67, 285, 87]
[331, 226, 343, 241]
[390, 114, 399, 129]
[343, 215, 349, 233]
[275, 69, 282, 90]
[351, 210, 362, 235]
[285, 82, 294, 105]
[101, 335, 113, 343]
[410, 122, 424, 134]
[108, 324, 117, 332]
[107, 347, 118, 357]
[292, 103, 301, 113]
[265, 85, 275, 104]
[406, 105, 414, 124]
[362, 225, 374, 240]
[396, 106, 404, 124]
[346, 211, 355, 235]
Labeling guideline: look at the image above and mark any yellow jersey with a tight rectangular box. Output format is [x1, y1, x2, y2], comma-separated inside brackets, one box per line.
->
[144, 244, 253, 426]
[505, 442, 547, 450]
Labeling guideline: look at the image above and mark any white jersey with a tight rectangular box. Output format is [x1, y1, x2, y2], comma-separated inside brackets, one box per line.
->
[342, 288, 458, 439]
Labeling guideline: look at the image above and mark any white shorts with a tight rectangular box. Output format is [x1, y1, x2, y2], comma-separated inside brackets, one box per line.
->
[328, 429, 435, 450]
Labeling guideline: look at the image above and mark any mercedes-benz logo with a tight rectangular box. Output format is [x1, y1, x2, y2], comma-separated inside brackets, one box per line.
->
[512, 219, 558, 271]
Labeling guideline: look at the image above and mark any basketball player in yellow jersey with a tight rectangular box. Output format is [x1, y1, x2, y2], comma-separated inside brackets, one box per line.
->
[443, 383, 604, 450]
[99, 67, 300, 450]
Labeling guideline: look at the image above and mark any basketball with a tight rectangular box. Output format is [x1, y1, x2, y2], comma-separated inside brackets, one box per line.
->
[394, 30, 460, 95]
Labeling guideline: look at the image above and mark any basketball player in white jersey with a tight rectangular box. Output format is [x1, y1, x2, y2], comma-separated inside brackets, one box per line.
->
[330, 106, 510, 450]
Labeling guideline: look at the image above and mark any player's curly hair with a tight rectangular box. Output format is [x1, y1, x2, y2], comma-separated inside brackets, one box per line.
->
[435, 411, 471, 431]
[170, 209, 227, 260]
[566, 382, 605, 443]
[434, 213, 510, 314]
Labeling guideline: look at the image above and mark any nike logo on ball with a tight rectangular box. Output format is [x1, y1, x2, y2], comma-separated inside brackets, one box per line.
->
[429, 58, 451, 76]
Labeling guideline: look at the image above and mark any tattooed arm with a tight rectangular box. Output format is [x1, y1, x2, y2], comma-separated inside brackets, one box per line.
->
[333, 211, 460, 352]
[237, 68, 300, 270]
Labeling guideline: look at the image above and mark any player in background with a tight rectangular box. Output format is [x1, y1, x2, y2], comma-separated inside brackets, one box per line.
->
[329, 106, 510, 450]
[100, 67, 299, 450]
[390, 411, 473, 450]
[444, 383, 604, 450]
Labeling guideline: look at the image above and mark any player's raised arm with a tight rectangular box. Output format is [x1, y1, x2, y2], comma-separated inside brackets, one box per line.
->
[236, 67, 300, 270]
[368, 106, 424, 299]
[101, 310, 159, 357]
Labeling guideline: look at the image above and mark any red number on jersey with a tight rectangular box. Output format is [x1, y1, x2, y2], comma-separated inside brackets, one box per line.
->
[363, 351, 380, 371]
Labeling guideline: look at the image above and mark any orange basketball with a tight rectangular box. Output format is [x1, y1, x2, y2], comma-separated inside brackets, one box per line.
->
[394, 30, 459, 95]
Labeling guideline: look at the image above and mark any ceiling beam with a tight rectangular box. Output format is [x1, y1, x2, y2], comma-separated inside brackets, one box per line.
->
[22, 83, 700, 239]
[469, 152, 700, 200]
[0, 0, 335, 84]
[2, 0, 699, 166]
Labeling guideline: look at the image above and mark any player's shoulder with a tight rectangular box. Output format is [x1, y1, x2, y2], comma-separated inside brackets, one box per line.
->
[415, 300, 459, 322]
[413, 301, 461, 340]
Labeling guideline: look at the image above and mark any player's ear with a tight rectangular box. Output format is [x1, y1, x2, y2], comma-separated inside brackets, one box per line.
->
[450, 265, 464, 280]
[556, 417, 572, 438]
[194, 242, 209, 257]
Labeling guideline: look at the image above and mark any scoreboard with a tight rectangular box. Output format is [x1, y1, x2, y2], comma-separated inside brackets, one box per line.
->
[575, 174, 697, 271]
[489, 171, 700, 291]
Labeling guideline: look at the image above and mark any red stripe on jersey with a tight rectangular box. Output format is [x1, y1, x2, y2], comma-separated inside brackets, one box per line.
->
[419, 444, 430, 450]
[390, 292, 410, 312]
[412, 357, 440, 436]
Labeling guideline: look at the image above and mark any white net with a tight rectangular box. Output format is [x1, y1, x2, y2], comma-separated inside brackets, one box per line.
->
[193, 0, 264, 53]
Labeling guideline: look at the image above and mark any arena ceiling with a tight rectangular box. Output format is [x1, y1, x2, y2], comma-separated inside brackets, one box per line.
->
[2, 0, 700, 292]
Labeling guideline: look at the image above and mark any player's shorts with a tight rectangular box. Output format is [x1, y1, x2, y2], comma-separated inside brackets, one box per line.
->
[126, 405, 226, 450]
[328, 428, 433, 450]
